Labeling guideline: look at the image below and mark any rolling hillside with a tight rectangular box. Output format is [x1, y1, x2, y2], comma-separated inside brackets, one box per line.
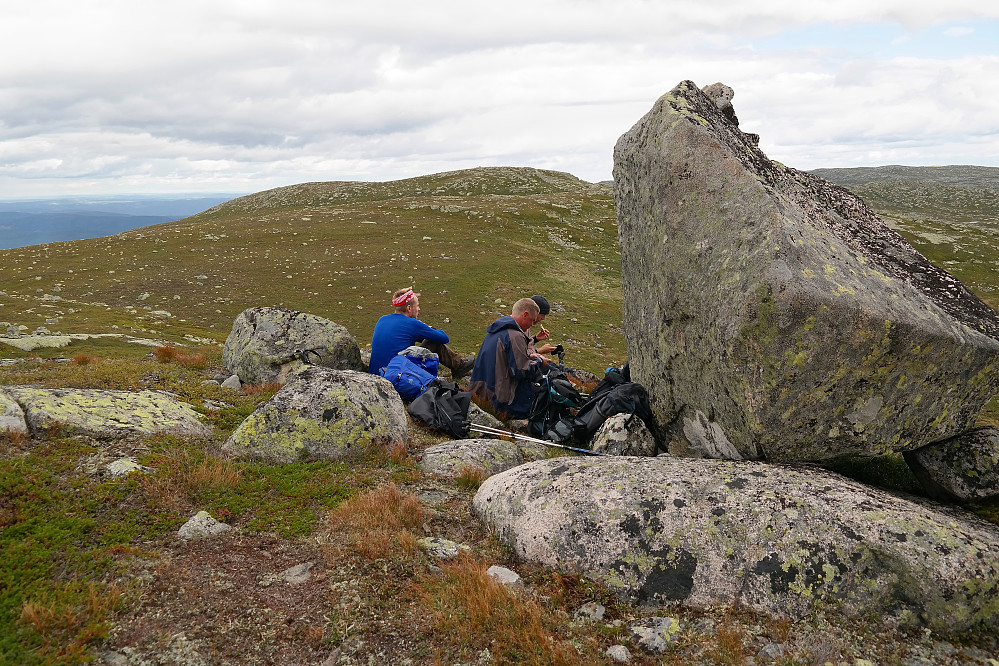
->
[813, 165, 999, 312]
[0, 168, 623, 372]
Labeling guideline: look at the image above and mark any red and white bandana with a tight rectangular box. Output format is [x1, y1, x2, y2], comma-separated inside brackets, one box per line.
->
[392, 289, 415, 307]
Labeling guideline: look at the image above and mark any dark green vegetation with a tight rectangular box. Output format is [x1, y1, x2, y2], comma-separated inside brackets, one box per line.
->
[2, 166, 999, 663]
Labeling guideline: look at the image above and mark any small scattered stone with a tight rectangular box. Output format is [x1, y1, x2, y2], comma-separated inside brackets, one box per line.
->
[419, 536, 470, 559]
[220, 374, 242, 391]
[280, 562, 314, 584]
[758, 643, 786, 659]
[486, 565, 523, 588]
[178, 511, 231, 540]
[628, 616, 682, 654]
[105, 457, 152, 478]
[574, 601, 606, 623]
[606, 645, 631, 663]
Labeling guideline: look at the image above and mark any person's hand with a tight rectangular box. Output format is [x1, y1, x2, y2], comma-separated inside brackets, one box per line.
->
[537, 343, 558, 354]
[536, 325, 550, 341]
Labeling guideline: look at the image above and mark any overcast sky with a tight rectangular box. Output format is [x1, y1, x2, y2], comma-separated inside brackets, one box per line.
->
[1, 1, 997, 198]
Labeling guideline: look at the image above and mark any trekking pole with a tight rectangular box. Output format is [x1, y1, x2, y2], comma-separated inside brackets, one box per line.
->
[468, 423, 613, 457]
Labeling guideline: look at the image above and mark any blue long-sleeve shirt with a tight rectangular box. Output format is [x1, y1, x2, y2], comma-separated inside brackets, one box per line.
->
[368, 313, 449, 374]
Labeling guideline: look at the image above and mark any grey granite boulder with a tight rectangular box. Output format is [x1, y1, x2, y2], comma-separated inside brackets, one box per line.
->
[590, 413, 658, 457]
[904, 426, 999, 501]
[419, 438, 550, 478]
[223, 306, 364, 385]
[613, 80, 999, 461]
[1, 387, 210, 439]
[473, 456, 999, 633]
[0, 391, 27, 434]
[222, 367, 407, 463]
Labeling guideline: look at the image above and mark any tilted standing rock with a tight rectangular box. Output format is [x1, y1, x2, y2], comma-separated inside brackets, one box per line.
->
[614, 80, 999, 461]
[223, 306, 364, 385]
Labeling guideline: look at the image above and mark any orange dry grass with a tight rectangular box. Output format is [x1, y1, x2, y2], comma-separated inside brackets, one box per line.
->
[0, 427, 29, 447]
[709, 624, 749, 665]
[152, 344, 208, 368]
[153, 345, 179, 363]
[242, 381, 284, 396]
[455, 465, 489, 490]
[18, 582, 122, 657]
[71, 353, 99, 366]
[138, 455, 243, 511]
[181, 457, 243, 490]
[418, 554, 584, 666]
[327, 483, 427, 560]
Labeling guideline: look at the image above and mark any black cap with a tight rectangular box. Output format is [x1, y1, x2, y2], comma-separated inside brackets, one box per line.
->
[531, 295, 550, 315]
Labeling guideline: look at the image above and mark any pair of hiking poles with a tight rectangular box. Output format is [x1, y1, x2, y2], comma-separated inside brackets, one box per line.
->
[468, 423, 613, 457]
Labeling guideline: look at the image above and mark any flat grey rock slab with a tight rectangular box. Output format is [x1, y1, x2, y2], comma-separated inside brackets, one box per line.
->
[474, 456, 999, 633]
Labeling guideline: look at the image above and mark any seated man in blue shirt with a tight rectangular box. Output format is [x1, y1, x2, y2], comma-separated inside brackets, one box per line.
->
[368, 287, 475, 379]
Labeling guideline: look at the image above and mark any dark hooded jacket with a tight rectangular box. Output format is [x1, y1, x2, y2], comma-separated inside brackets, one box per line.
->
[468, 315, 541, 419]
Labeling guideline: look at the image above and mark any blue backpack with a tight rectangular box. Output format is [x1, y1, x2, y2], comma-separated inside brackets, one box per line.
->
[380, 355, 437, 401]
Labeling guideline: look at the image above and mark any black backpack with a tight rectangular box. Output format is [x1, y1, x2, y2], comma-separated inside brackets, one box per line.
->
[407, 379, 472, 439]
[547, 365, 654, 447]
[527, 365, 584, 440]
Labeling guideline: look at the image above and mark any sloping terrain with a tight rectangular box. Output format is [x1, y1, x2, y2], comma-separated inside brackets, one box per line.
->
[1, 167, 622, 372]
[813, 165, 999, 311]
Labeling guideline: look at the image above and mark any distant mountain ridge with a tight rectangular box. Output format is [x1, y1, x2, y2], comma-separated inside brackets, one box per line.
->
[811, 164, 999, 191]
[0, 194, 241, 250]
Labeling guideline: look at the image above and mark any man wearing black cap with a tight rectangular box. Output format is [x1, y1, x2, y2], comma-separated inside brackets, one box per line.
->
[528, 295, 559, 356]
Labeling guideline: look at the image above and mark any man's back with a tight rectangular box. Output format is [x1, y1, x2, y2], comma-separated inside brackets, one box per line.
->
[369, 313, 448, 374]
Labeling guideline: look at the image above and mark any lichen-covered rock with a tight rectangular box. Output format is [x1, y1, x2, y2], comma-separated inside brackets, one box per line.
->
[178, 511, 232, 540]
[613, 80, 999, 461]
[2, 387, 210, 439]
[0, 391, 27, 434]
[590, 413, 657, 456]
[468, 403, 504, 432]
[223, 306, 364, 385]
[419, 437, 550, 478]
[222, 367, 406, 463]
[628, 616, 682, 654]
[473, 456, 999, 633]
[904, 427, 999, 501]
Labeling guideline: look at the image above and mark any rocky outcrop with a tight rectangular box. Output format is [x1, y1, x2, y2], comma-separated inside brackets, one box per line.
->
[419, 438, 550, 478]
[1, 387, 210, 439]
[222, 367, 407, 463]
[473, 456, 999, 633]
[904, 427, 999, 502]
[1, 391, 27, 434]
[223, 307, 364, 385]
[613, 80, 999, 461]
[590, 413, 658, 457]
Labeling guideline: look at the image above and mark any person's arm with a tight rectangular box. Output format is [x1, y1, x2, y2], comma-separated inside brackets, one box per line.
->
[509, 330, 541, 379]
[409, 318, 449, 344]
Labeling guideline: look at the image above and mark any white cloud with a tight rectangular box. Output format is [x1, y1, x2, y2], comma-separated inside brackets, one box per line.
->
[1, 1, 998, 195]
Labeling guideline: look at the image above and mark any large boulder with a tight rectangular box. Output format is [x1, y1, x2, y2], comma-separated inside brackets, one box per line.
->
[223, 307, 364, 385]
[473, 456, 999, 633]
[613, 80, 999, 461]
[222, 367, 407, 463]
[1, 387, 210, 439]
[904, 426, 999, 502]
